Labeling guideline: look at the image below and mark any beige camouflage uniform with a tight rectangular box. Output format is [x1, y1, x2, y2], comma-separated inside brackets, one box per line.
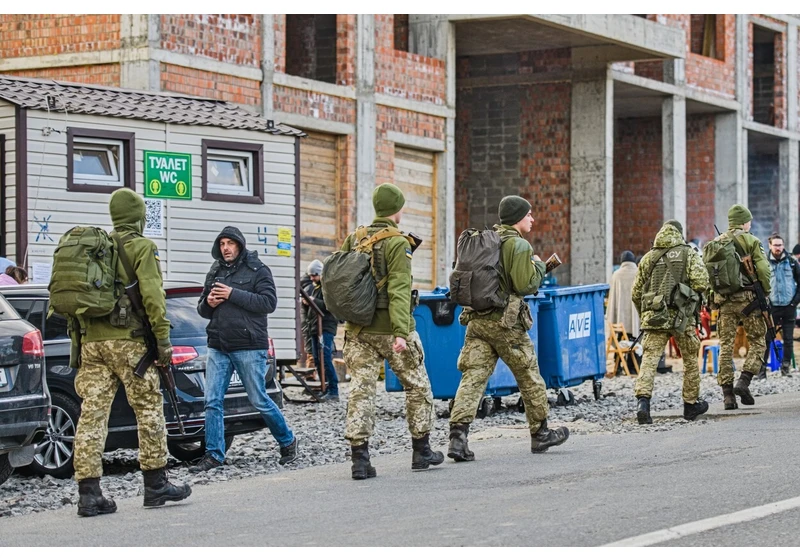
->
[631, 223, 709, 403]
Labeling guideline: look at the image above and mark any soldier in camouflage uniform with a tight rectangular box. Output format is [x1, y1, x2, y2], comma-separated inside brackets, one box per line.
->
[341, 183, 444, 479]
[448, 196, 569, 461]
[713, 204, 772, 409]
[72, 189, 191, 517]
[631, 220, 710, 424]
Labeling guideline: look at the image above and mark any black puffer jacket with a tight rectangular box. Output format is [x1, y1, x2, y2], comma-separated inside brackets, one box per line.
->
[198, 226, 277, 352]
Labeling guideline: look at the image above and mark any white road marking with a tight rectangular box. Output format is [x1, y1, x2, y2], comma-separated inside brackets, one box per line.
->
[602, 495, 800, 547]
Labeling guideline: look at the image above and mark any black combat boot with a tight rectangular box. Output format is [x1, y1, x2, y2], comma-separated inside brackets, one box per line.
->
[721, 384, 738, 410]
[351, 442, 377, 480]
[756, 365, 767, 381]
[781, 364, 792, 377]
[77, 478, 117, 517]
[683, 399, 709, 421]
[411, 434, 445, 471]
[734, 371, 756, 405]
[636, 397, 653, 425]
[447, 423, 475, 462]
[142, 467, 192, 508]
[531, 420, 570, 453]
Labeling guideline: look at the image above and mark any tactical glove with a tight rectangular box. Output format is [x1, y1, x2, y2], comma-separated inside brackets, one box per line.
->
[156, 339, 173, 367]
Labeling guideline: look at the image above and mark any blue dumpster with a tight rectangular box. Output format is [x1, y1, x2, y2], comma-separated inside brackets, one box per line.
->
[385, 288, 541, 401]
[537, 284, 609, 401]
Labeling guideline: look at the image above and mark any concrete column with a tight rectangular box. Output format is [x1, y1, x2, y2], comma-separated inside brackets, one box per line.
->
[735, 15, 750, 120]
[662, 95, 687, 226]
[663, 58, 686, 86]
[779, 139, 800, 242]
[261, 14, 275, 118]
[787, 24, 798, 131]
[355, 15, 376, 227]
[119, 15, 159, 90]
[570, 72, 614, 284]
[714, 112, 747, 228]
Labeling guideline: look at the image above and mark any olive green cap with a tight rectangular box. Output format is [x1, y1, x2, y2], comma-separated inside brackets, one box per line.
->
[498, 195, 532, 226]
[373, 183, 405, 218]
[728, 204, 753, 228]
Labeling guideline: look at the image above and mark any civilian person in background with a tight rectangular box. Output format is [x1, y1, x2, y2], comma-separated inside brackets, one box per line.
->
[792, 244, 800, 262]
[0, 265, 28, 285]
[303, 259, 340, 400]
[607, 251, 640, 340]
[766, 234, 800, 377]
[0, 256, 15, 273]
[299, 265, 315, 369]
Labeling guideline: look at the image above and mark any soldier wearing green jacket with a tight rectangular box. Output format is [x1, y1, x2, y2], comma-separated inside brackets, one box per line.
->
[341, 183, 444, 480]
[448, 196, 569, 462]
[72, 189, 190, 517]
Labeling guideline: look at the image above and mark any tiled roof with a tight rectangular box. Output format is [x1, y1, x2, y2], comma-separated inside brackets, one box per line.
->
[0, 75, 304, 136]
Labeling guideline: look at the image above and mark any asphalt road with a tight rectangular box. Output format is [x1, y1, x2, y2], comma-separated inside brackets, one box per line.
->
[3, 392, 800, 546]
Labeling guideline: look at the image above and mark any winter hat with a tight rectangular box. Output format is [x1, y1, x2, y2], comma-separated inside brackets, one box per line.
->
[664, 219, 683, 235]
[373, 183, 405, 218]
[620, 251, 636, 264]
[498, 195, 532, 226]
[792, 244, 800, 256]
[728, 204, 753, 228]
[307, 259, 323, 276]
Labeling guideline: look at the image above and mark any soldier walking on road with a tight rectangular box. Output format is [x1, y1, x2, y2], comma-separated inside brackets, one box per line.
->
[448, 196, 569, 461]
[631, 220, 710, 424]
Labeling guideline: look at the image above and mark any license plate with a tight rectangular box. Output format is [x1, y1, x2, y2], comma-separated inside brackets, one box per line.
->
[0, 367, 7, 388]
[230, 370, 242, 386]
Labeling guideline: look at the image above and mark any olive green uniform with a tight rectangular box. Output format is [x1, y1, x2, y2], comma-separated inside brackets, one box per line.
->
[341, 218, 434, 446]
[631, 223, 709, 403]
[450, 225, 550, 433]
[73, 190, 171, 481]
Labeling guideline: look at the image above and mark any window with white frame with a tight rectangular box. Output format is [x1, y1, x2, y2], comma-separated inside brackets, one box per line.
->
[206, 149, 254, 196]
[72, 137, 124, 187]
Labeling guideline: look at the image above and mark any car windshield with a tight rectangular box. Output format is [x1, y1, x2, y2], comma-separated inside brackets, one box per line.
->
[166, 295, 208, 339]
[0, 295, 21, 321]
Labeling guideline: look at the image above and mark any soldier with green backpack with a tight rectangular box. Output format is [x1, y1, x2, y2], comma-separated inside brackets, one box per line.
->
[631, 220, 709, 424]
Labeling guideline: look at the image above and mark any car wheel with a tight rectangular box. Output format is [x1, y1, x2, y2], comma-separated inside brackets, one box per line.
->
[168, 435, 234, 463]
[0, 454, 13, 486]
[21, 392, 79, 479]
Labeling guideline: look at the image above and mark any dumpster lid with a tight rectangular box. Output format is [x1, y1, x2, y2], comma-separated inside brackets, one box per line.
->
[419, 286, 548, 301]
[540, 284, 609, 296]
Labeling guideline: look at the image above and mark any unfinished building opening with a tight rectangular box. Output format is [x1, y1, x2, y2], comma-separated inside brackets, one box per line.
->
[394, 15, 409, 51]
[285, 15, 337, 84]
[747, 132, 780, 242]
[752, 26, 777, 126]
[690, 15, 723, 60]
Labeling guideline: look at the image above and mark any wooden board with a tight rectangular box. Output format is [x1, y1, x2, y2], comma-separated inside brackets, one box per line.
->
[299, 132, 339, 272]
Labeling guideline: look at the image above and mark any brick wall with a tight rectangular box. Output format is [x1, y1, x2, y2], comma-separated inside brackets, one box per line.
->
[394, 15, 409, 52]
[375, 105, 446, 185]
[161, 15, 261, 67]
[686, 115, 716, 243]
[748, 145, 780, 243]
[285, 15, 337, 84]
[635, 61, 663, 81]
[336, 15, 356, 86]
[613, 117, 663, 260]
[273, 85, 356, 123]
[2, 64, 120, 86]
[0, 14, 120, 58]
[160, 63, 261, 107]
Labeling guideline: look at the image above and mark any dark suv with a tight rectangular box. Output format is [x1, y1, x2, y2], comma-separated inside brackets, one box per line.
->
[0, 282, 282, 478]
[0, 293, 49, 486]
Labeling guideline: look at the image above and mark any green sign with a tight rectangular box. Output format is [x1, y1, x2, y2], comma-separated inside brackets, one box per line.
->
[144, 151, 192, 200]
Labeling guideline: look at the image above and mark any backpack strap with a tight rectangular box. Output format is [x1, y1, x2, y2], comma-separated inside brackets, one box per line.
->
[111, 232, 138, 284]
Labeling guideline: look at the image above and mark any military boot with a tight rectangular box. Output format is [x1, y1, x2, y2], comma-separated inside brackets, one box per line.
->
[781, 364, 792, 377]
[531, 420, 569, 453]
[721, 384, 738, 410]
[411, 434, 445, 471]
[142, 467, 192, 508]
[683, 400, 709, 421]
[734, 371, 756, 405]
[755, 365, 767, 381]
[636, 397, 653, 425]
[77, 478, 117, 517]
[351, 442, 377, 480]
[447, 423, 475, 462]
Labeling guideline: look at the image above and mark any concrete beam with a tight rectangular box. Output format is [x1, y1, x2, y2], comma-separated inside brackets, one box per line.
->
[374, 93, 454, 118]
[355, 15, 377, 228]
[662, 95, 687, 227]
[119, 15, 159, 90]
[273, 72, 356, 99]
[273, 111, 355, 136]
[744, 120, 800, 141]
[261, 14, 275, 118]
[611, 69, 741, 113]
[779, 140, 800, 243]
[715, 112, 746, 228]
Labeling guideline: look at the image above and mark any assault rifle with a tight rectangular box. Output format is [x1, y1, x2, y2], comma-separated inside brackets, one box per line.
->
[740, 255, 777, 365]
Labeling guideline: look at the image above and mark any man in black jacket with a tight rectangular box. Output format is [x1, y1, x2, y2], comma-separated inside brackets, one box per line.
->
[190, 226, 298, 472]
[303, 259, 340, 400]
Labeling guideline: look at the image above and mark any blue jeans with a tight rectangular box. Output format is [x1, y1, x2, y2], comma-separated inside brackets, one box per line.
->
[204, 348, 294, 462]
[311, 332, 339, 395]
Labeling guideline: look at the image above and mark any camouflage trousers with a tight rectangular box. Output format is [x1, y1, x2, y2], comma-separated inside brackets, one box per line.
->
[343, 330, 434, 446]
[634, 327, 701, 403]
[73, 340, 167, 480]
[717, 296, 767, 386]
[451, 318, 548, 433]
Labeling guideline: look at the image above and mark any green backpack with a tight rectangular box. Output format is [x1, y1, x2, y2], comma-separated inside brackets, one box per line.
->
[702, 231, 746, 296]
[49, 226, 121, 327]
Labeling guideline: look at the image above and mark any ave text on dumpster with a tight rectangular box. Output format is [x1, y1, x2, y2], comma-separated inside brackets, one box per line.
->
[568, 312, 592, 340]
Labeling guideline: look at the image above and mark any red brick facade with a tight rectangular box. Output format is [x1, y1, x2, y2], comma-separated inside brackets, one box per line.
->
[686, 115, 716, 243]
[160, 63, 261, 107]
[160, 15, 261, 67]
[0, 14, 120, 58]
[6, 63, 121, 86]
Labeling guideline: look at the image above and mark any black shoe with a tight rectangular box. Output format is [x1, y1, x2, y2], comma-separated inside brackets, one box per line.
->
[142, 467, 192, 508]
[734, 371, 756, 405]
[411, 434, 445, 471]
[278, 437, 299, 465]
[683, 400, 709, 421]
[636, 396, 653, 424]
[351, 442, 377, 480]
[781, 364, 792, 377]
[721, 384, 738, 410]
[447, 423, 475, 462]
[756, 368, 767, 381]
[188, 453, 223, 473]
[77, 478, 117, 517]
[531, 420, 569, 453]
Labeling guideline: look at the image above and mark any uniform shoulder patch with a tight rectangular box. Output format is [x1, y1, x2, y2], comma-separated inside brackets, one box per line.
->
[406, 248, 413, 259]
[153, 249, 160, 261]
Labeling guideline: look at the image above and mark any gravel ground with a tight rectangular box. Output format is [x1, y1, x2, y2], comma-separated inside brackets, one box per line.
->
[3, 357, 800, 518]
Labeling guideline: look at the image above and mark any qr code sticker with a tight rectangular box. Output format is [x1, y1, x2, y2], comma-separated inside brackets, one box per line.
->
[144, 199, 164, 238]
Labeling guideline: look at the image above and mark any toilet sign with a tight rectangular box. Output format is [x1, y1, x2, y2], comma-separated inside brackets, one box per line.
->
[144, 151, 192, 200]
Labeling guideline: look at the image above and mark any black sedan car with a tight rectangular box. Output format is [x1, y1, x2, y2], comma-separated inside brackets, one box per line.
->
[0, 293, 49, 486]
[0, 282, 282, 478]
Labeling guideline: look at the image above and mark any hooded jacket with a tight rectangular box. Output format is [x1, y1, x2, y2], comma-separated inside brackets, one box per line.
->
[83, 189, 170, 343]
[198, 226, 277, 352]
[768, 249, 800, 307]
